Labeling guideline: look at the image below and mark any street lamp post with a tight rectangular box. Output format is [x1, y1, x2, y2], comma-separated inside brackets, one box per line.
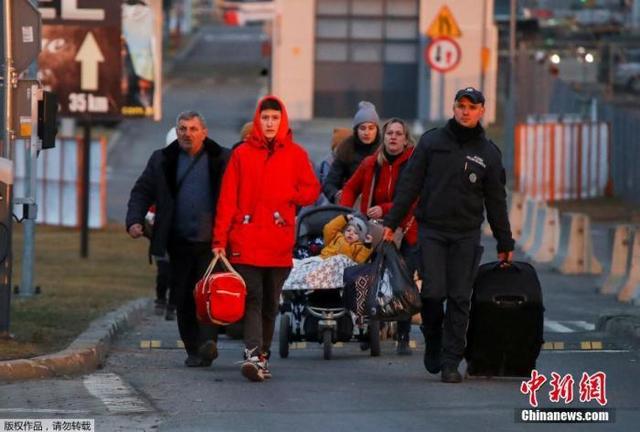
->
[503, 0, 517, 175]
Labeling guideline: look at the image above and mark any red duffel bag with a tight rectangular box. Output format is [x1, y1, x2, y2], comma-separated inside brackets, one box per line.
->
[194, 252, 246, 325]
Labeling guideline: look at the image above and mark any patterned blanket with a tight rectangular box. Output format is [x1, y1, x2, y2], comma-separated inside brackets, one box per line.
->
[282, 255, 357, 291]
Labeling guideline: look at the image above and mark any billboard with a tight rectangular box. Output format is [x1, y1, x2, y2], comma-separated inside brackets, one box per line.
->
[38, 1, 122, 118]
[37, 0, 163, 121]
[121, 0, 163, 120]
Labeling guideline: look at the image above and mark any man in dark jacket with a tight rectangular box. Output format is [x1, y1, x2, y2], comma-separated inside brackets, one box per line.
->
[383, 87, 514, 383]
[126, 111, 229, 367]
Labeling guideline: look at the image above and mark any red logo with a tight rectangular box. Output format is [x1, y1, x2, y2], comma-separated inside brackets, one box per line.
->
[521, 370, 608, 407]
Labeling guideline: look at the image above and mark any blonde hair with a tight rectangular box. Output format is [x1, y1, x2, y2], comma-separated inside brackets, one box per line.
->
[377, 118, 415, 165]
[239, 121, 253, 140]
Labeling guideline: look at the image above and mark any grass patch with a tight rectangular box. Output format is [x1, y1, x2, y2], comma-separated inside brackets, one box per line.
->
[0, 224, 154, 361]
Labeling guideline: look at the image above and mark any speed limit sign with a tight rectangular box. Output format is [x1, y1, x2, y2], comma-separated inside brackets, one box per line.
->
[425, 37, 461, 73]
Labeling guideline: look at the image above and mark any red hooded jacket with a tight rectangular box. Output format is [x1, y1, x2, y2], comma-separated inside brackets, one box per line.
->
[340, 147, 418, 245]
[213, 96, 321, 267]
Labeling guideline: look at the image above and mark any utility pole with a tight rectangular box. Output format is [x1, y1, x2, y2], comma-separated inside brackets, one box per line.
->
[0, 0, 42, 335]
[503, 0, 517, 175]
[0, 0, 17, 337]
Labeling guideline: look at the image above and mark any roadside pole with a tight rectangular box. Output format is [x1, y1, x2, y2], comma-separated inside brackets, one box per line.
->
[81, 121, 91, 258]
[0, 0, 43, 332]
[503, 0, 517, 174]
[0, 0, 16, 337]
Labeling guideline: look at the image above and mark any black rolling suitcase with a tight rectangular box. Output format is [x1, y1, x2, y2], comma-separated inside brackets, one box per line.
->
[465, 261, 544, 377]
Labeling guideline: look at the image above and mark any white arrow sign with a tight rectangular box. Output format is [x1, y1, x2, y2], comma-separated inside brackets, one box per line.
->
[74, 32, 104, 91]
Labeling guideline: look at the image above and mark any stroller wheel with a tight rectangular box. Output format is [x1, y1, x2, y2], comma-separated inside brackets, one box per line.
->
[368, 319, 381, 357]
[279, 314, 291, 358]
[360, 341, 370, 351]
[322, 329, 332, 360]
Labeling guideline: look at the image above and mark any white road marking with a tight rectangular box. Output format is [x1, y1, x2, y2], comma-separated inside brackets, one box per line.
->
[0, 408, 90, 414]
[571, 320, 596, 331]
[544, 320, 574, 333]
[83, 373, 152, 414]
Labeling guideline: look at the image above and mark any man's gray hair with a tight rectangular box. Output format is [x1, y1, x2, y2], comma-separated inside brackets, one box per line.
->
[176, 111, 207, 129]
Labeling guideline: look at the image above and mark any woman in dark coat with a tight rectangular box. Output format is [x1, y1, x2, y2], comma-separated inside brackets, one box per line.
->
[322, 101, 381, 203]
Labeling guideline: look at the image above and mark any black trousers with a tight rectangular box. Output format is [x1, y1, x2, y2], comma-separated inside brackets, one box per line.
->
[167, 241, 218, 355]
[418, 227, 483, 366]
[155, 257, 173, 306]
[397, 241, 421, 336]
[234, 265, 291, 354]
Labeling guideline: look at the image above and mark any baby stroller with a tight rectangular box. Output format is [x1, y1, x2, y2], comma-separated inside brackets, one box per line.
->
[279, 205, 381, 360]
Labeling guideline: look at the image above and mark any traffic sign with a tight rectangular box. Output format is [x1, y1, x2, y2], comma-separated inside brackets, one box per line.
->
[425, 37, 462, 73]
[37, 1, 121, 118]
[426, 5, 462, 39]
[0, 0, 42, 74]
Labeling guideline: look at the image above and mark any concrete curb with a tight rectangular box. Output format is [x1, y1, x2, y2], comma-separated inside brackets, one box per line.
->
[596, 309, 640, 347]
[0, 298, 152, 383]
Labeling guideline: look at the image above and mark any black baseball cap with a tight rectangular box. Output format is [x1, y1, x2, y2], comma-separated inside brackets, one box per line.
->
[454, 87, 485, 105]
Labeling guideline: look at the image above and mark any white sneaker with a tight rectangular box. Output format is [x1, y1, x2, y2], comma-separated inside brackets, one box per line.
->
[241, 348, 265, 382]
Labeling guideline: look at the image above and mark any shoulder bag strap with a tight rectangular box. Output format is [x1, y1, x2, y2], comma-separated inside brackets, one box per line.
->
[176, 149, 206, 192]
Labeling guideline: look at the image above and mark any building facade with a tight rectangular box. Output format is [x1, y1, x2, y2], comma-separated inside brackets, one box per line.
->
[272, 0, 498, 123]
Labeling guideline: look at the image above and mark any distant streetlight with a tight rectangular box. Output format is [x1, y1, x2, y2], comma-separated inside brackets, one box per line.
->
[585, 53, 595, 63]
[550, 53, 561, 64]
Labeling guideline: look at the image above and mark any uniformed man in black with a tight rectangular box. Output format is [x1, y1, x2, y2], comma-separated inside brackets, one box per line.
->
[383, 87, 515, 383]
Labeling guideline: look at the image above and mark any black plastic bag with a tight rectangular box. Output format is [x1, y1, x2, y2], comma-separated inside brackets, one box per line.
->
[344, 242, 421, 320]
[367, 242, 422, 321]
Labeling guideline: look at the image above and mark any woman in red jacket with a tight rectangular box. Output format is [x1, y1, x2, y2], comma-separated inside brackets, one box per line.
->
[213, 96, 320, 382]
[340, 118, 419, 355]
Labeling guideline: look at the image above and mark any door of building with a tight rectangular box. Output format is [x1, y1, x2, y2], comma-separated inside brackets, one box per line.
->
[314, 0, 419, 119]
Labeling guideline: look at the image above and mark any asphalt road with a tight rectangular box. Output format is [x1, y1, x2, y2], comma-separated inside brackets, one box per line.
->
[2, 22, 639, 432]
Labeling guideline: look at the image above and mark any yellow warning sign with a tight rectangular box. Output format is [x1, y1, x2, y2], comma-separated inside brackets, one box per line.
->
[426, 5, 462, 39]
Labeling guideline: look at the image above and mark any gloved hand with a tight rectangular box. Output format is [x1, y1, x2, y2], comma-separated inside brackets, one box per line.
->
[382, 227, 395, 242]
[497, 250, 514, 263]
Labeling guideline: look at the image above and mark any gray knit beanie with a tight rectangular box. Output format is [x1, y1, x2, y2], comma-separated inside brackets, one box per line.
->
[352, 101, 380, 128]
[347, 214, 369, 240]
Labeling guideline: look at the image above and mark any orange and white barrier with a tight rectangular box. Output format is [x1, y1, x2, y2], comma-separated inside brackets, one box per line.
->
[551, 213, 603, 275]
[515, 122, 612, 202]
[529, 206, 560, 263]
[507, 191, 526, 241]
[13, 136, 108, 228]
[600, 225, 634, 296]
[617, 229, 640, 303]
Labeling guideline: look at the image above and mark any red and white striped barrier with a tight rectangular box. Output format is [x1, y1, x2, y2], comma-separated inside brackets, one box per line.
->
[515, 122, 612, 202]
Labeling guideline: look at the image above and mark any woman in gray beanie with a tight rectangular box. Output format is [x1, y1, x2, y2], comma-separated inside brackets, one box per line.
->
[322, 101, 381, 203]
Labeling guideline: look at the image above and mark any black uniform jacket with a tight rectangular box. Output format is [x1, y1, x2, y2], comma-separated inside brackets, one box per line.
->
[384, 120, 514, 253]
[125, 138, 230, 257]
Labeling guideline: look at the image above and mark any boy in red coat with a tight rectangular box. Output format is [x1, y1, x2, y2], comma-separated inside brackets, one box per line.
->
[213, 96, 320, 382]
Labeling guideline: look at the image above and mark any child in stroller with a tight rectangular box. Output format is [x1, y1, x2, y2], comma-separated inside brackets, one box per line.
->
[280, 205, 380, 360]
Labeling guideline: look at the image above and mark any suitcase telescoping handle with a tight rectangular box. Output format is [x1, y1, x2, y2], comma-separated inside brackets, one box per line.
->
[492, 294, 527, 307]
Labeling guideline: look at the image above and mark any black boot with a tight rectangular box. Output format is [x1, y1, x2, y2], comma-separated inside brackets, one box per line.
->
[441, 363, 462, 383]
[154, 298, 166, 316]
[396, 333, 412, 356]
[421, 325, 442, 374]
